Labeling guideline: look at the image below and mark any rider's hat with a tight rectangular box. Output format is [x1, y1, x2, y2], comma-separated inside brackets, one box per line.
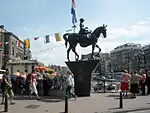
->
[80, 18, 84, 22]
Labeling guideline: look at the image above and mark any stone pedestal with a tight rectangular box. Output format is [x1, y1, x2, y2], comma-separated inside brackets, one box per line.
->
[65, 60, 99, 97]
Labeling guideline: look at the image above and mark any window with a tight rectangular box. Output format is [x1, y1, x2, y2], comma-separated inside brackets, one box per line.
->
[12, 44, 15, 56]
[24, 65, 28, 72]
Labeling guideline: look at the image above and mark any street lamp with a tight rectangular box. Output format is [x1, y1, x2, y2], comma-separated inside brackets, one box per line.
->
[0, 31, 9, 112]
[138, 49, 146, 72]
[8, 60, 13, 75]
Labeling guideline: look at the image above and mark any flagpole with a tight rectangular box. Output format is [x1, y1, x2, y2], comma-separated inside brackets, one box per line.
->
[73, 25, 76, 33]
[71, 0, 77, 61]
[72, 25, 77, 61]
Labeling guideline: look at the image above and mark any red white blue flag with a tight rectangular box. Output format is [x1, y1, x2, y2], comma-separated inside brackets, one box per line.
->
[72, 0, 76, 8]
[71, 0, 77, 25]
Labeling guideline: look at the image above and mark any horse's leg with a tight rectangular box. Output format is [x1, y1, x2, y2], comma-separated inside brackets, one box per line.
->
[95, 44, 101, 53]
[72, 45, 79, 61]
[67, 45, 72, 61]
[92, 44, 95, 59]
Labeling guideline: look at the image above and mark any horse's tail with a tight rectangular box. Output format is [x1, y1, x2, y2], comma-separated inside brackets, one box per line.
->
[63, 33, 69, 48]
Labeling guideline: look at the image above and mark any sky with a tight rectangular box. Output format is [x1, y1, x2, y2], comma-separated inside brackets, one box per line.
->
[0, 0, 150, 66]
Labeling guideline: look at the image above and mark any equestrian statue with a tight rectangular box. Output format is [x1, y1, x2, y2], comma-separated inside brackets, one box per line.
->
[63, 18, 107, 61]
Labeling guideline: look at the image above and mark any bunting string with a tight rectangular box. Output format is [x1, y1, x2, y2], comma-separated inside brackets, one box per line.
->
[23, 32, 63, 49]
[32, 44, 64, 54]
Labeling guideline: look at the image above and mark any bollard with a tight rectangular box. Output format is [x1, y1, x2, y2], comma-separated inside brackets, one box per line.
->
[119, 91, 123, 108]
[65, 95, 68, 113]
[4, 94, 8, 112]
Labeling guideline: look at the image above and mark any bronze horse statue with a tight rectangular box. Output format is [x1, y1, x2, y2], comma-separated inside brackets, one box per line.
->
[63, 24, 107, 61]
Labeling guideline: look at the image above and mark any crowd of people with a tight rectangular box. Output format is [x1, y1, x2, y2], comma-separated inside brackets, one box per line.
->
[2, 66, 148, 105]
[120, 69, 149, 98]
[0, 68, 77, 104]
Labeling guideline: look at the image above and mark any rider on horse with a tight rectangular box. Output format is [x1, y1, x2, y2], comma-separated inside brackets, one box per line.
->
[79, 18, 90, 36]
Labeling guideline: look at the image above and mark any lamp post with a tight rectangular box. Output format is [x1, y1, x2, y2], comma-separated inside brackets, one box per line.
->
[9, 60, 13, 75]
[2, 33, 9, 70]
[0, 32, 9, 112]
[138, 49, 146, 72]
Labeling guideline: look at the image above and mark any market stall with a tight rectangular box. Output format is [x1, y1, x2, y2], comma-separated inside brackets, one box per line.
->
[35, 66, 57, 96]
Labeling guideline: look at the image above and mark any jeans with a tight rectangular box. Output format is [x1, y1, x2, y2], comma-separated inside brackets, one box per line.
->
[66, 86, 76, 97]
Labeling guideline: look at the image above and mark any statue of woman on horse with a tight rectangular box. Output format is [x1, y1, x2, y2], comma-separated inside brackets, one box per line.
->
[63, 18, 107, 61]
[79, 18, 92, 38]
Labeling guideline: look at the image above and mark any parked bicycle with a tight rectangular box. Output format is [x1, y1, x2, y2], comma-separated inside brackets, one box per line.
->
[93, 81, 120, 93]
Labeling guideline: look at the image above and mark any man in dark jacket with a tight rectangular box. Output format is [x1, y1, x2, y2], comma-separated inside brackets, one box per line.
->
[2, 69, 15, 104]
[145, 70, 150, 94]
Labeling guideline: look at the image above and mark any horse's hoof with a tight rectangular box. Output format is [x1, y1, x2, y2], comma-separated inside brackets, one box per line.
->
[76, 58, 79, 61]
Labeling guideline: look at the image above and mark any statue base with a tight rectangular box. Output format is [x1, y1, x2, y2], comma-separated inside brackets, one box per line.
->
[65, 60, 99, 97]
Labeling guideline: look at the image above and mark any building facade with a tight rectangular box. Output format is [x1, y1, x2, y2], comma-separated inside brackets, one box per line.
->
[140, 45, 150, 71]
[81, 52, 111, 77]
[6, 60, 44, 75]
[4, 32, 24, 60]
[0, 25, 7, 68]
[0, 25, 31, 69]
[110, 43, 141, 72]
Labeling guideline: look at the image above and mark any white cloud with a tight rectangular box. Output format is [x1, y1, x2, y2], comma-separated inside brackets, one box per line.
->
[148, 17, 150, 20]
[107, 21, 150, 39]
[18, 17, 150, 66]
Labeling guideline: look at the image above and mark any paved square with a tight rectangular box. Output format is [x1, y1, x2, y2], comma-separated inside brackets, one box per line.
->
[0, 93, 150, 113]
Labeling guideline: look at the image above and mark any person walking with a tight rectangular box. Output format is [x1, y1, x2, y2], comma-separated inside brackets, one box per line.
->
[65, 71, 77, 100]
[1, 69, 15, 104]
[140, 70, 147, 95]
[130, 70, 142, 98]
[29, 69, 40, 99]
[120, 70, 131, 96]
[19, 72, 26, 94]
[1, 70, 6, 104]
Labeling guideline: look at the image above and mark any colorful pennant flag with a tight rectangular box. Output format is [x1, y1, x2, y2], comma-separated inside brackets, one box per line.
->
[55, 32, 62, 42]
[17, 40, 20, 47]
[71, 0, 77, 25]
[45, 35, 50, 43]
[28, 39, 30, 48]
[24, 39, 30, 48]
[34, 37, 39, 40]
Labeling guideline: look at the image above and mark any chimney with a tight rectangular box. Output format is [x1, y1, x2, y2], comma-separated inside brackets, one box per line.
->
[0, 25, 4, 29]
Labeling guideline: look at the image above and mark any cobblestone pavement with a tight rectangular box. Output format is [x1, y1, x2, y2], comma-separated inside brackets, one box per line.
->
[1, 93, 150, 113]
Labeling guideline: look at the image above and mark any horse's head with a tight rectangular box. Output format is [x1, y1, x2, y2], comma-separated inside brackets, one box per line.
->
[93, 24, 107, 38]
[101, 24, 107, 38]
